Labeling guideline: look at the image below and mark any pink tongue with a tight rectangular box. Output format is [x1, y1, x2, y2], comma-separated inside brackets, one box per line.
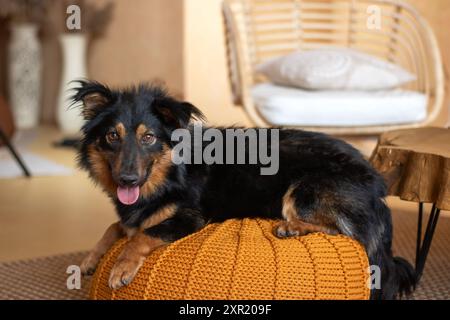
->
[117, 186, 140, 205]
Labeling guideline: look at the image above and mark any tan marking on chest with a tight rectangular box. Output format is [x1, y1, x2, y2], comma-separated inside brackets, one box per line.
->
[122, 204, 177, 238]
[140, 204, 177, 230]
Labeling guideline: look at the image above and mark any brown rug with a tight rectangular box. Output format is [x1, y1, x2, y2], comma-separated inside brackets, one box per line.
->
[0, 251, 90, 300]
[0, 209, 448, 300]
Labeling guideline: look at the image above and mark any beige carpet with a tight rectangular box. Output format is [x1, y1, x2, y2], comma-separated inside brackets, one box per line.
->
[0, 209, 448, 300]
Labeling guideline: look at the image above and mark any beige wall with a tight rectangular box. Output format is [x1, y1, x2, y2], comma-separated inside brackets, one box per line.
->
[183, 0, 251, 126]
[89, 0, 183, 95]
[406, 0, 450, 126]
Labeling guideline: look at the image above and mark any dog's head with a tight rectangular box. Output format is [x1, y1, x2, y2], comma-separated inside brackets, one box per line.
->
[73, 80, 204, 205]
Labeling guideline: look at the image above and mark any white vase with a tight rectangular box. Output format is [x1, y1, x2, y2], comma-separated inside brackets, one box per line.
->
[8, 23, 42, 129]
[57, 34, 88, 135]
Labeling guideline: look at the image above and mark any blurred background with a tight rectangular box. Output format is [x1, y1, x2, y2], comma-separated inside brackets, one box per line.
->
[0, 0, 448, 265]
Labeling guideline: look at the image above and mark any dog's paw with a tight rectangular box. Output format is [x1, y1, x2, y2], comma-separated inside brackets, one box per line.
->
[108, 257, 143, 290]
[80, 253, 100, 276]
[274, 220, 339, 238]
[274, 221, 303, 238]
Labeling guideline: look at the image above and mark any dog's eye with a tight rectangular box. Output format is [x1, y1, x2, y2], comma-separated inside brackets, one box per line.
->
[142, 133, 156, 145]
[106, 131, 119, 143]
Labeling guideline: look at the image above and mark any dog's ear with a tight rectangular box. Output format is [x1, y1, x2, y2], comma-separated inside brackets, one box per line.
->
[153, 99, 205, 129]
[71, 80, 113, 120]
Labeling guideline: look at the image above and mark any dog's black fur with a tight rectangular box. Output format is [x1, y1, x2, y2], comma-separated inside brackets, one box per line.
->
[74, 81, 416, 299]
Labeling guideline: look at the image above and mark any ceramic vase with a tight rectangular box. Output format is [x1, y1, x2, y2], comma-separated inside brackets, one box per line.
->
[57, 33, 88, 135]
[8, 23, 42, 129]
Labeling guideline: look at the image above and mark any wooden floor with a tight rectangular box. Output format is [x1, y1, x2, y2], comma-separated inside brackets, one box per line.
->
[0, 126, 445, 262]
[0, 127, 116, 262]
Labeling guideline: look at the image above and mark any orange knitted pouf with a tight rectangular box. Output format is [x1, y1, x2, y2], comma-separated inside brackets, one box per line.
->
[90, 218, 370, 300]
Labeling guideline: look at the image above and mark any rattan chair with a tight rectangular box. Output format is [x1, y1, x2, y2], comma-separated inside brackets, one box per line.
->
[222, 0, 444, 134]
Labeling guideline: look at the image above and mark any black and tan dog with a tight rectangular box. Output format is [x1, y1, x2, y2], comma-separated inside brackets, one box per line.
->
[74, 80, 415, 299]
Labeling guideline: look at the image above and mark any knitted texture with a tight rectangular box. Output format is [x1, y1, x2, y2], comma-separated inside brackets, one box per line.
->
[90, 218, 370, 300]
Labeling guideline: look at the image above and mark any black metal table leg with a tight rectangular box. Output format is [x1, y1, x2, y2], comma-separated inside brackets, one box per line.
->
[415, 202, 441, 282]
[0, 128, 31, 177]
[415, 202, 423, 270]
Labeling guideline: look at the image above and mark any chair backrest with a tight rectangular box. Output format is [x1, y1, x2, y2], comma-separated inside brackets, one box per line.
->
[223, 0, 444, 130]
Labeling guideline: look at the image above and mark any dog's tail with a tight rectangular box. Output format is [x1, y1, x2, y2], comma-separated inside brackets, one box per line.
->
[370, 245, 416, 300]
[369, 198, 416, 299]
[392, 256, 416, 298]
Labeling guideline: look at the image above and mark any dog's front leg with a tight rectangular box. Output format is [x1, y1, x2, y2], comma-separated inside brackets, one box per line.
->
[108, 210, 205, 289]
[81, 221, 124, 275]
[108, 232, 166, 289]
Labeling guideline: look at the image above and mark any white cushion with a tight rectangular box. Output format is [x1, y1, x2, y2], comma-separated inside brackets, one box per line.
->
[252, 83, 427, 126]
[256, 47, 416, 91]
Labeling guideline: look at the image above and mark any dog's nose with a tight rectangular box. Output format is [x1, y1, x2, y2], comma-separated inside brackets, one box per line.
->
[119, 174, 140, 186]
